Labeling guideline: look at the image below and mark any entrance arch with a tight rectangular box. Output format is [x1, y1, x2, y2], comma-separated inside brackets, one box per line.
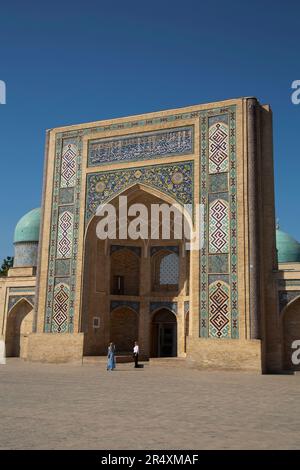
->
[282, 296, 300, 370]
[110, 307, 139, 353]
[81, 182, 191, 358]
[5, 298, 33, 358]
[151, 308, 177, 357]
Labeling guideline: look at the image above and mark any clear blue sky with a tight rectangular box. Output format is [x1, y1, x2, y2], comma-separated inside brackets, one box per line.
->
[0, 0, 299, 261]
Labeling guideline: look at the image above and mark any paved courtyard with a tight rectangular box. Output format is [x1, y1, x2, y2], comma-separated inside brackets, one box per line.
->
[0, 359, 300, 450]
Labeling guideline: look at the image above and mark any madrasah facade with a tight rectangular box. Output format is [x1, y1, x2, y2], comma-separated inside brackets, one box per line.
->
[1, 97, 300, 372]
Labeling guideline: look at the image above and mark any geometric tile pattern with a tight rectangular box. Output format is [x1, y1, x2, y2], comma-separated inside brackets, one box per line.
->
[85, 161, 194, 224]
[200, 109, 238, 339]
[209, 281, 230, 338]
[61, 143, 77, 188]
[45, 134, 80, 333]
[209, 122, 229, 174]
[52, 283, 70, 333]
[209, 199, 229, 253]
[57, 211, 74, 259]
[88, 126, 193, 166]
[159, 253, 179, 285]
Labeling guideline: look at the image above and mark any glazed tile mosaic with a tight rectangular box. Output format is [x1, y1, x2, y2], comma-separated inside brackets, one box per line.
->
[200, 108, 238, 339]
[88, 126, 193, 166]
[85, 161, 194, 224]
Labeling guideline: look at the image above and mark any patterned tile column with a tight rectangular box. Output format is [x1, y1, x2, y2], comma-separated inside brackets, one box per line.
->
[44, 136, 82, 333]
[199, 107, 238, 339]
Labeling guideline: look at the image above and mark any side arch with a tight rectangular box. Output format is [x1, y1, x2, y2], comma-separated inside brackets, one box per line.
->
[151, 308, 177, 358]
[5, 298, 34, 358]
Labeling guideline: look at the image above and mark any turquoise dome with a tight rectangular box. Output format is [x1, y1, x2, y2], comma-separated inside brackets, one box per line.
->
[14, 208, 41, 243]
[276, 228, 300, 263]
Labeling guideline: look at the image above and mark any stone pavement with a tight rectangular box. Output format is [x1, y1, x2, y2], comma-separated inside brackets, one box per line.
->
[0, 359, 300, 450]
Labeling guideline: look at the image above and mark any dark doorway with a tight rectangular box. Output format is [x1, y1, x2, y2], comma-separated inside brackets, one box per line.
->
[110, 307, 138, 353]
[151, 308, 177, 357]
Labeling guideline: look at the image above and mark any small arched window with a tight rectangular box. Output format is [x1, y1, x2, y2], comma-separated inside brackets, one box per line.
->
[159, 253, 179, 285]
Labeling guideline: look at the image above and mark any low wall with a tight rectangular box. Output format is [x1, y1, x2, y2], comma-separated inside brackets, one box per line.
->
[26, 333, 84, 363]
[186, 337, 262, 372]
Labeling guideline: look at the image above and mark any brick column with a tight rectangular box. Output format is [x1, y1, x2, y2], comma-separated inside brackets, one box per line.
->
[247, 98, 261, 339]
[138, 245, 151, 358]
[177, 299, 185, 357]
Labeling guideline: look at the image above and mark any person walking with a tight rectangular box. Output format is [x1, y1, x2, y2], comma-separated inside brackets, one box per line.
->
[133, 341, 139, 368]
[107, 342, 116, 371]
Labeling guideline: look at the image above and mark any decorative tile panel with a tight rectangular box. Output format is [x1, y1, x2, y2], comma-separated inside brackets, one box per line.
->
[88, 126, 193, 166]
[209, 281, 230, 338]
[200, 109, 238, 339]
[60, 142, 77, 188]
[45, 135, 81, 333]
[208, 120, 229, 174]
[52, 282, 70, 333]
[209, 199, 229, 254]
[57, 210, 74, 259]
[86, 161, 194, 223]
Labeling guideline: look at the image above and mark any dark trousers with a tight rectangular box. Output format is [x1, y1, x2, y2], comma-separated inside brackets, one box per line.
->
[133, 353, 139, 368]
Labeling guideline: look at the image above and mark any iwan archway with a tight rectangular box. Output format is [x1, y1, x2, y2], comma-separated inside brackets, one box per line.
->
[80, 183, 191, 358]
